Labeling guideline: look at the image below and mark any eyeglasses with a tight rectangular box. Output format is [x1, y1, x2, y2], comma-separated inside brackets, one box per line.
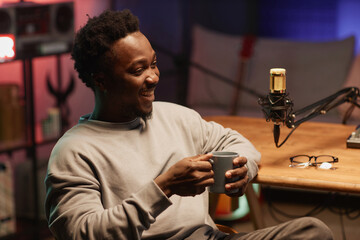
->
[289, 155, 338, 169]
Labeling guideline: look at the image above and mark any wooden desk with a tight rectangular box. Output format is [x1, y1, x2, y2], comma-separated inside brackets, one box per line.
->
[204, 116, 360, 193]
[204, 116, 360, 229]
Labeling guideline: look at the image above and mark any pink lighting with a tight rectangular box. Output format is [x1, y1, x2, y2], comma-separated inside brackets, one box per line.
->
[0, 34, 15, 62]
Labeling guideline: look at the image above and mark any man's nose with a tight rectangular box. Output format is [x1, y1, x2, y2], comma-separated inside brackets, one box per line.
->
[146, 69, 160, 83]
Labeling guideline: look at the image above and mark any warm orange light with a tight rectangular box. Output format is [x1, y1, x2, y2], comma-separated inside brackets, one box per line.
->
[0, 34, 16, 62]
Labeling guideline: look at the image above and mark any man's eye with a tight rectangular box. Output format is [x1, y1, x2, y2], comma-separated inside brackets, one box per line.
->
[151, 61, 157, 68]
[133, 68, 144, 75]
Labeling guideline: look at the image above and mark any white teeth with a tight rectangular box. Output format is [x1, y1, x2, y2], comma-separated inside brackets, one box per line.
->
[141, 90, 154, 96]
[141, 91, 153, 97]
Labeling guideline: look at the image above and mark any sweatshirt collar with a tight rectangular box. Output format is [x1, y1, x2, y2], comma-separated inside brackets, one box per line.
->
[79, 113, 146, 130]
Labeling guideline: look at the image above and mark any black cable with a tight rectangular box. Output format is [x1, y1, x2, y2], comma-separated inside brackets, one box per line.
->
[327, 193, 360, 220]
[344, 193, 360, 220]
[266, 190, 360, 240]
[266, 191, 328, 219]
[275, 125, 298, 148]
[342, 104, 355, 124]
[345, 209, 360, 220]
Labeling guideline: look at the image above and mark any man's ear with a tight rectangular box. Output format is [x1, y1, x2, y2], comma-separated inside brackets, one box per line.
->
[93, 73, 107, 92]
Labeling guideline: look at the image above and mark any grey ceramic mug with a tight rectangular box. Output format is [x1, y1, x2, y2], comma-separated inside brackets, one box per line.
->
[208, 151, 239, 194]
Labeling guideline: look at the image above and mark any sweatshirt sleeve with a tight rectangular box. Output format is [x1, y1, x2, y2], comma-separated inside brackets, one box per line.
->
[199, 116, 261, 181]
[44, 144, 172, 240]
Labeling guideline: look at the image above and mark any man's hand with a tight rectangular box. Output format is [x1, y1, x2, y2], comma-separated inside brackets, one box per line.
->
[224, 156, 249, 197]
[155, 154, 214, 198]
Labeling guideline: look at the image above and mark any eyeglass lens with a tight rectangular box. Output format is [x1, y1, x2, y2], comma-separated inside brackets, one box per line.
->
[290, 155, 338, 169]
[314, 155, 337, 164]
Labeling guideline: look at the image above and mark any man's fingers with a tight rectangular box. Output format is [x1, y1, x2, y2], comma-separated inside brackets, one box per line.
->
[225, 165, 248, 179]
[233, 156, 247, 166]
[225, 175, 249, 192]
[192, 160, 213, 171]
[190, 154, 213, 170]
[195, 176, 215, 186]
[190, 153, 213, 162]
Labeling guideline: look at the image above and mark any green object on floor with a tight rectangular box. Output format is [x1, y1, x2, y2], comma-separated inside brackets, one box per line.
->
[216, 183, 260, 221]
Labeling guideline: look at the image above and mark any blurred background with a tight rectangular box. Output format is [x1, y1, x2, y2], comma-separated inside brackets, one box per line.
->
[0, 0, 359, 239]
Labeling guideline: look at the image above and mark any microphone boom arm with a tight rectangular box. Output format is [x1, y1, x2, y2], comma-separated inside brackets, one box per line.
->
[286, 87, 360, 129]
[259, 86, 360, 148]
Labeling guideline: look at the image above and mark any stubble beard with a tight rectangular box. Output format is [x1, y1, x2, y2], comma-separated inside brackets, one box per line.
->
[131, 104, 153, 121]
[141, 111, 152, 121]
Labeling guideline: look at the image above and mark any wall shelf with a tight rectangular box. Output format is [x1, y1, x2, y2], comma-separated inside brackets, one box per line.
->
[0, 56, 66, 240]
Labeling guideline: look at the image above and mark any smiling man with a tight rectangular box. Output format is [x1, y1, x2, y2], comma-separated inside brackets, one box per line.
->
[90, 30, 159, 122]
[44, 9, 333, 240]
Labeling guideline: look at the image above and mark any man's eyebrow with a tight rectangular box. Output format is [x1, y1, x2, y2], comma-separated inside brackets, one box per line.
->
[128, 52, 157, 68]
[130, 58, 147, 66]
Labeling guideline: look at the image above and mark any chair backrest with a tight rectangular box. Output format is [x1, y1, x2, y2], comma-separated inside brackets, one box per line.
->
[187, 25, 355, 119]
[339, 54, 360, 121]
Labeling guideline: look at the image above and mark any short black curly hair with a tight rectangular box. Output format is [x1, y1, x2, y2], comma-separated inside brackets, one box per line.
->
[71, 9, 139, 90]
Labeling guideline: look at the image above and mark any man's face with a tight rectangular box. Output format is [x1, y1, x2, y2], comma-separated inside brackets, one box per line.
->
[104, 31, 160, 121]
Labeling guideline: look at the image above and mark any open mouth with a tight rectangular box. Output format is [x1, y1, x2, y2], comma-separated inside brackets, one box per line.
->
[140, 88, 156, 99]
[140, 90, 154, 97]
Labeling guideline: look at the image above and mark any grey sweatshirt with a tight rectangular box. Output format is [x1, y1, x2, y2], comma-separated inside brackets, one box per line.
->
[45, 101, 261, 239]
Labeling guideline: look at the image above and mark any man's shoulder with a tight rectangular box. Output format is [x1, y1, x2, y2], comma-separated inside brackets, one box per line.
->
[152, 101, 204, 126]
[153, 101, 196, 115]
[53, 123, 92, 151]
[153, 101, 184, 109]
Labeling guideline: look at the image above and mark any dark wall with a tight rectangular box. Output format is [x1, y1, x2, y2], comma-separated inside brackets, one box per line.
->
[112, 0, 350, 105]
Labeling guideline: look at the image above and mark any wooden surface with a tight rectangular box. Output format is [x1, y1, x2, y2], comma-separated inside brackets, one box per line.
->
[204, 116, 360, 194]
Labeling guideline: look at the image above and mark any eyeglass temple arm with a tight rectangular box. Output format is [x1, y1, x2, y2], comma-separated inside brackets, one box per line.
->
[285, 87, 360, 129]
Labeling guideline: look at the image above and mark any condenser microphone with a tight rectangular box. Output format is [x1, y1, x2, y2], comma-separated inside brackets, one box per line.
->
[258, 68, 293, 146]
[269, 68, 287, 145]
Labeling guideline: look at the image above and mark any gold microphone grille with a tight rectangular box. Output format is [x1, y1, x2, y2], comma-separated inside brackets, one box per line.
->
[270, 68, 286, 93]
